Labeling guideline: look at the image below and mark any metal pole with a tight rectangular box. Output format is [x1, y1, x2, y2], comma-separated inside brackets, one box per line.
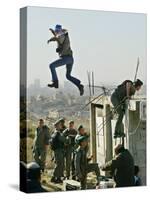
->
[134, 57, 140, 82]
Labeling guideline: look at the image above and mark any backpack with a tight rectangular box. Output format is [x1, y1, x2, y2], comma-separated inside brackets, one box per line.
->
[49, 132, 59, 151]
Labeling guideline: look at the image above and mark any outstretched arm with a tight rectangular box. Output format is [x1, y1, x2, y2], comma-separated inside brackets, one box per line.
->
[49, 28, 56, 36]
[47, 37, 59, 44]
[101, 155, 122, 175]
[47, 28, 58, 44]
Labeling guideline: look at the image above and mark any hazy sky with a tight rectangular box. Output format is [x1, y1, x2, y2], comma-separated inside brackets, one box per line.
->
[27, 6, 146, 87]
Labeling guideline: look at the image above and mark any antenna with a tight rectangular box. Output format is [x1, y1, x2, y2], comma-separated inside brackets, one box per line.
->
[134, 57, 140, 82]
[92, 71, 95, 95]
[87, 71, 92, 97]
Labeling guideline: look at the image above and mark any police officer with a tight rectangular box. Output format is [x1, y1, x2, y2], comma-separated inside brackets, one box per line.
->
[26, 162, 48, 193]
[33, 119, 50, 172]
[59, 117, 67, 132]
[111, 79, 143, 138]
[75, 125, 88, 144]
[75, 135, 100, 190]
[101, 144, 135, 187]
[47, 24, 84, 96]
[63, 120, 77, 179]
[51, 120, 66, 183]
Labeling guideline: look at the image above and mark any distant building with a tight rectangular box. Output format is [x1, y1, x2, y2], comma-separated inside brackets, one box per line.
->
[48, 110, 59, 119]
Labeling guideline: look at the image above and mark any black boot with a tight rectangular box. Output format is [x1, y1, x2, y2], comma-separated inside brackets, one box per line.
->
[114, 132, 125, 138]
[113, 132, 120, 138]
[51, 176, 56, 183]
[78, 84, 84, 96]
[54, 178, 63, 184]
[72, 176, 76, 180]
[48, 81, 59, 88]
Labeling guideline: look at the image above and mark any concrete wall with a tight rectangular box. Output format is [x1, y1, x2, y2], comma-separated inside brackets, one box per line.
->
[127, 101, 146, 185]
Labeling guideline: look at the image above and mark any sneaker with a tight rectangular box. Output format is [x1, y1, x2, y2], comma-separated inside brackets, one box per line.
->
[79, 84, 84, 96]
[54, 178, 63, 184]
[48, 81, 59, 88]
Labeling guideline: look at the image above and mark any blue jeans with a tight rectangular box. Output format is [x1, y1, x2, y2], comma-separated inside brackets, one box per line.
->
[49, 56, 81, 88]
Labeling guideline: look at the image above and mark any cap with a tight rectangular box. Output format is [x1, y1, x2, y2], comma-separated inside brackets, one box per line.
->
[54, 119, 61, 127]
[59, 117, 65, 123]
[69, 120, 74, 124]
[55, 24, 62, 32]
[78, 125, 84, 131]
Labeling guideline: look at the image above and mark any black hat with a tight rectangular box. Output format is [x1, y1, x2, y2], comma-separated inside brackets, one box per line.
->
[134, 79, 143, 87]
[54, 119, 61, 127]
[78, 125, 84, 131]
[59, 117, 65, 123]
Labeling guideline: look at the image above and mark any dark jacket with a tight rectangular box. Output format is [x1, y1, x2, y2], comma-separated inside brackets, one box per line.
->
[51, 130, 66, 150]
[50, 29, 73, 57]
[114, 80, 136, 102]
[63, 128, 77, 147]
[101, 149, 135, 187]
[33, 125, 50, 149]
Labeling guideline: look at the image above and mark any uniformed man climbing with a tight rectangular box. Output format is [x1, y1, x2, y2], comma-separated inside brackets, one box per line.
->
[75, 135, 100, 190]
[111, 79, 143, 138]
[101, 144, 135, 187]
[63, 120, 77, 179]
[50, 119, 66, 183]
[33, 119, 50, 172]
[47, 24, 84, 96]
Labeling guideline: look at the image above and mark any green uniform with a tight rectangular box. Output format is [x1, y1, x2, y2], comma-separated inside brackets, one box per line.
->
[111, 80, 136, 136]
[33, 125, 50, 170]
[52, 130, 66, 179]
[63, 128, 77, 178]
[101, 149, 135, 187]
[75, 133, 89, 147]
[75, 146, 100, 189]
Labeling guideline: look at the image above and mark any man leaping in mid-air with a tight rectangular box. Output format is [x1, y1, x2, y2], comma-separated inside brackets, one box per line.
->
[47, 24, 84, 96]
